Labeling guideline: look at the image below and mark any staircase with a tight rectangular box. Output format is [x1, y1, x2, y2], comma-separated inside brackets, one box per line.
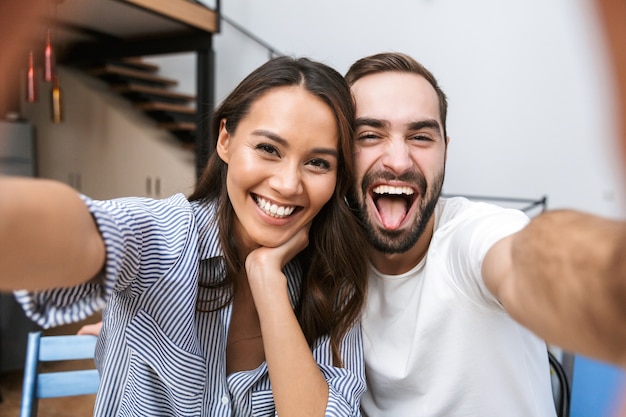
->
[87, 58, 198, 148]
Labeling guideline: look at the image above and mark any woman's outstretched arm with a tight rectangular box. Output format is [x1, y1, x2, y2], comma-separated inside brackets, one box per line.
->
[0, 177, 105, 291]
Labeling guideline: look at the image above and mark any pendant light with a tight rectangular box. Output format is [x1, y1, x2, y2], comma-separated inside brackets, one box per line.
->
[51, 76, 63, 123]
[26, 50, 37, 103]
[44, 28, 56, 83]
[48, 0, 63, 122]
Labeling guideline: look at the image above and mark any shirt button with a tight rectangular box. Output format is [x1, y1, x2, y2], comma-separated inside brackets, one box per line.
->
[221, 395, 229, 405]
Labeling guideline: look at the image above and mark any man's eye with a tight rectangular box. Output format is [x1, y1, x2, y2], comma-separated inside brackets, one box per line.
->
[357, 132, 380, 141]
[410, 134, 433, 142]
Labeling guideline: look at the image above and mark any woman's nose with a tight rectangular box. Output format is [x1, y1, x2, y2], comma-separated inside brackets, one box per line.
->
[269, 162, 304, 196]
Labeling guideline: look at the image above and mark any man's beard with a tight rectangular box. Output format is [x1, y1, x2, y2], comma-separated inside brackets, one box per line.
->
[356, 168, 444, 254]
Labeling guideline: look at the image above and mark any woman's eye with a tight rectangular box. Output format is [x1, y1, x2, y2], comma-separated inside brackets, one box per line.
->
[307, 158, 332, 171]
[256, 143, 279, 156]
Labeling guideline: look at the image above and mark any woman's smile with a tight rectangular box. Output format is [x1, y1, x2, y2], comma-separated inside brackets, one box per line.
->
[253, 194, 299, 219]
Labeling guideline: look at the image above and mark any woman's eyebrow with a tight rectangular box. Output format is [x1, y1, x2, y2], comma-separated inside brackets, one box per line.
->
[252, 129, 287, 145]
[252, 129, 338, 157]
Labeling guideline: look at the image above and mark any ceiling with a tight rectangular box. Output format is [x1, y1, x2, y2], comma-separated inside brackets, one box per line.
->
[48, 0, 218, 46]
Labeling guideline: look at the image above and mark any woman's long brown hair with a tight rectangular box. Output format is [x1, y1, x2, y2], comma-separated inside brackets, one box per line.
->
[188, 56, 369, 366]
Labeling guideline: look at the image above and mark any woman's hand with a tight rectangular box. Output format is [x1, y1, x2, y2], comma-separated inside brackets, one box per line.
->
[244, 224, 329, 416]
[244, 224, 310, 304]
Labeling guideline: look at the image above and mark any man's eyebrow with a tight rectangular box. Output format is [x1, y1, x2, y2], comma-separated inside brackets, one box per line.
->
[251, 129, 338, 157]
[355, 117, 388, 129]
[407, 119, 441, 132]
[356, 118, 441, 134]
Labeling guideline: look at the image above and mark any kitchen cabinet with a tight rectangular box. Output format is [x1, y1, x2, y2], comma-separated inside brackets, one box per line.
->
[0, 121, 41, 372]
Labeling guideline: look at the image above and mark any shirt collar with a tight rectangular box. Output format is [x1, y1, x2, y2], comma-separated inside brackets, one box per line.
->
[192, 199, 223, 260]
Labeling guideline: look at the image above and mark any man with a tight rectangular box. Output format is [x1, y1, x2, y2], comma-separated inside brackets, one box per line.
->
[345, 52, 559, 416]
[346, 0, 626, 410]
[347, 48, 626, 416]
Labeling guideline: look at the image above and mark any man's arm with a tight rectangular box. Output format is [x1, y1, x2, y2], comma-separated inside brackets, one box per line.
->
[0, 177, 106, 291]
[483, 209, 626, 367]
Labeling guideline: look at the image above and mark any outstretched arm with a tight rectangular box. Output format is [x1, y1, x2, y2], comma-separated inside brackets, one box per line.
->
[0, 177, 106, 291]
[483, 209, 626, 368]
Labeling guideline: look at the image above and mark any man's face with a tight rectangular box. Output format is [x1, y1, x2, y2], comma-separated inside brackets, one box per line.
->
[351, 72, 447, 254]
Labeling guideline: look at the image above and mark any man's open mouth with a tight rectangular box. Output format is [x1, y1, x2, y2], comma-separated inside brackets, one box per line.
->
[371, 185, 417, 230]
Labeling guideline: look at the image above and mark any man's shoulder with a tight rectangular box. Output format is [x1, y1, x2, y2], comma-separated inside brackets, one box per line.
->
[436, 196, 528, 230]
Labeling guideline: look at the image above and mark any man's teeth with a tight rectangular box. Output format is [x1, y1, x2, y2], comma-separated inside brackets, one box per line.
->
[256, 196, 296, 218]
[373, 185, 415, 196]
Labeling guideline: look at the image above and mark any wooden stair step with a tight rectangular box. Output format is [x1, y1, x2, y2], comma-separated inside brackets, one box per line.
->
[90, 58, 160, 73]
[157, 122, 197, 131]
[181, 142, 196, 151]
[170, 130, 196, 144]
[134, 102, 195, 114]
[118, 57, 160, 73]
[90, 64, 178, 87]
[111, 83, 195, 103]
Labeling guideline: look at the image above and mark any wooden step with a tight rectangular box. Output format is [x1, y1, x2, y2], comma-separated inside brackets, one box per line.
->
[157, 122, 197, 131]
[111, 83, 195, 103]
[134, 102, 195, 114]
[181, 142, 196, 151]
[89, 64, 178, 87]
[118, 57, 159, 73]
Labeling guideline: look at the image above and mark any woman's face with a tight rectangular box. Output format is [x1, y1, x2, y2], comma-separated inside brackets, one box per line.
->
[217, 85, 339, 254]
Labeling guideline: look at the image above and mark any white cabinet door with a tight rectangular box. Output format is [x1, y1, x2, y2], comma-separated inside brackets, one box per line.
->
[22, 67, 196, 200]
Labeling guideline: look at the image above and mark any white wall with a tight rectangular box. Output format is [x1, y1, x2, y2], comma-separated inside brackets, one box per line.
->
[12, 0, 610, 213]
[145, 0, 626, 217]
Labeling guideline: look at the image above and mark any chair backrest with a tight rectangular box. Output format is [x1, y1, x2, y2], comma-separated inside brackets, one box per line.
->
[549, 350, 571, 417]
[19, 331, 99, 417]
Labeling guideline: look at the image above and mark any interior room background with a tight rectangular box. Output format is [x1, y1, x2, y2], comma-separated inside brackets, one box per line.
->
[6, 1, 625, 415]
[21, 0, 626, 218]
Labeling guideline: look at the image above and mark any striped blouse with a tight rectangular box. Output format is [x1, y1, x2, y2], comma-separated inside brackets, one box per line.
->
[15, 193, 365, 416]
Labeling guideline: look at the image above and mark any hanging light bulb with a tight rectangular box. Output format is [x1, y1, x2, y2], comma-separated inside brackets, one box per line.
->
[51, 76, 63, 123]
[26, 50, 38, 103]
[44, 28, 56, 83]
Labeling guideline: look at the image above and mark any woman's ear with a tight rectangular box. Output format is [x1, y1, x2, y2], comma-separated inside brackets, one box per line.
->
[216, 119, 231, 164]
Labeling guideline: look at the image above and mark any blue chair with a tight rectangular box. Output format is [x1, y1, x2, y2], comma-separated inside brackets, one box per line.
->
[549, 350, 571, 417]
[570, 355, 626, 417]
[19, 331, 99, 417]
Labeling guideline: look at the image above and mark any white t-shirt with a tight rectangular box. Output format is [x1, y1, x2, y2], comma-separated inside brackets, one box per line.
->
[361, 197, 557, 417]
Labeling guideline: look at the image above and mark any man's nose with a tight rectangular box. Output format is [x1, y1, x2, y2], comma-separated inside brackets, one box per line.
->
[381, 138, 412, 174]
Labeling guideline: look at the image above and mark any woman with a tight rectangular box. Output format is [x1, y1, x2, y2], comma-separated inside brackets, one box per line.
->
[0, 56, 369, 416]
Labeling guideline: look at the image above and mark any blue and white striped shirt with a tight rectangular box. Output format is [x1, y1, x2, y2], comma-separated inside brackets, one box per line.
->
[16, 193, 365, 416]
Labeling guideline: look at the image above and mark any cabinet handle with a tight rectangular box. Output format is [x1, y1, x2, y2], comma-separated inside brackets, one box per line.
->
[155, 177, 161, 197]
[68, 172, 81, 191]
[146, 177, 152, 196]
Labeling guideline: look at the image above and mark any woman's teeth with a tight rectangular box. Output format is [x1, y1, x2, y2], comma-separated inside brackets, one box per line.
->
[255, 196, 296, 218]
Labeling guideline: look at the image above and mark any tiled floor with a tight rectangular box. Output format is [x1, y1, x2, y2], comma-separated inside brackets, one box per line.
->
[0, 318, 100, 417]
